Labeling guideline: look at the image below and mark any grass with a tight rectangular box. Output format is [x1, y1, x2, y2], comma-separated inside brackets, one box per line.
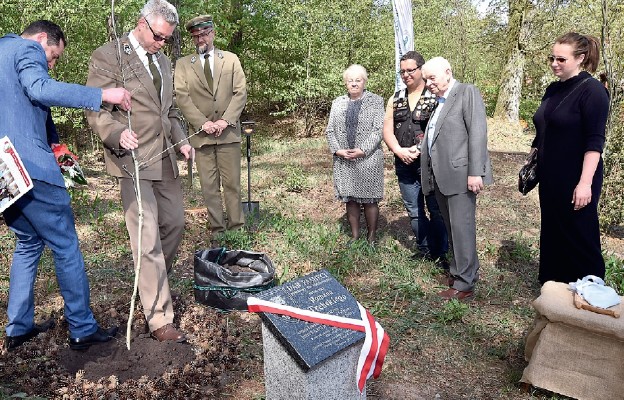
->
[232, 122, 618, 398]
[197, 132, 543, 397]
[1, 116, 621, 399]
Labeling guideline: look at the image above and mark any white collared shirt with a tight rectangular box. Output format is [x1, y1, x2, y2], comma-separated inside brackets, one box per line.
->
[200, 48, 215, 77]
[128, 31, 162, 97]
[427, 78, 457, 152]
[128, 32, 162, 78]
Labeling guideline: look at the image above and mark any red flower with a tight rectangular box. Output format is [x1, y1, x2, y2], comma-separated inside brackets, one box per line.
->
[52, 143, 78, 162]
[51, 144, 87, 187]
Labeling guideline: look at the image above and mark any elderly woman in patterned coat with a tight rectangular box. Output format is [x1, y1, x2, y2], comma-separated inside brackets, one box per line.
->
[326, 64, 385, 243]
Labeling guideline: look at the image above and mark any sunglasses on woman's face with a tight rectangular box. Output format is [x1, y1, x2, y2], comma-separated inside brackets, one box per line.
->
[548, 55, 567, 64]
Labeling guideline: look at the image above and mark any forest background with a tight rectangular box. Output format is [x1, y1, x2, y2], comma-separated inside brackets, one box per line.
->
[0, 0, 622, 223]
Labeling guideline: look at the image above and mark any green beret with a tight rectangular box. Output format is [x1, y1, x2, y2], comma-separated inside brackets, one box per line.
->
[185, 15, 214, 33]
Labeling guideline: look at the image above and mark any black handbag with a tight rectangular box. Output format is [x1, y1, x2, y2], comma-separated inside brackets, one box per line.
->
[518, 149, 538, 195]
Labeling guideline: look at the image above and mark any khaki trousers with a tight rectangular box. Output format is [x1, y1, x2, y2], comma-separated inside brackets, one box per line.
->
[195, 142, 244, 233]
[119, 157, 185, 332]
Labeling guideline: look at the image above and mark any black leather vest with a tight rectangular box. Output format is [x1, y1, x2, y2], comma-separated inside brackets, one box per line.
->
[392, 89, 437, 149]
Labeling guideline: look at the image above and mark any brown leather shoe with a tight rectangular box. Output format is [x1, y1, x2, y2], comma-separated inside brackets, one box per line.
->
[151, 324, 187, 343]
[438, 288, 474, 301]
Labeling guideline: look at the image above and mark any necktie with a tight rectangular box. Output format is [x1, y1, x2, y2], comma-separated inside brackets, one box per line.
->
[147, 53, 162, 98]
[204, 54, 213, 91]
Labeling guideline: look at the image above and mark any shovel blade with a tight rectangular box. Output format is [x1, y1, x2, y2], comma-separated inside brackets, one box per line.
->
[242, 201, 260, 216]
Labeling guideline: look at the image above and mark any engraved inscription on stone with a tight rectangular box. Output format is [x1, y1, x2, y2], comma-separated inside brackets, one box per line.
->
[255, 269, 366, 370]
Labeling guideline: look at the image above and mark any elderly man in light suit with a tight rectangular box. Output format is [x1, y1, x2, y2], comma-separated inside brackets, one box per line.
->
[0, 20, 130, 351]
[86, 0, 192, 342]
[174, 15, 247, 235]
[420, 57, 493, 301]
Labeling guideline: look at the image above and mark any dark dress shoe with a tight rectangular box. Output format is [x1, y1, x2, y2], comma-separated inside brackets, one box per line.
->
[438, 288, 474, 301]
[69, 326, 118, 350]
[151, 324, 187, 343]
[411, 251, 432, 261]
[4, 319, 55, 351]
[434, 256, 450, 271]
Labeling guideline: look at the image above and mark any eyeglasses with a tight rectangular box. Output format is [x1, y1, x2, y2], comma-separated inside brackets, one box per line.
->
[548, 55, 567, 64]
[192, 29, 213, 41]
[144, 18, 173, 44]
[399, 66, 421, 76]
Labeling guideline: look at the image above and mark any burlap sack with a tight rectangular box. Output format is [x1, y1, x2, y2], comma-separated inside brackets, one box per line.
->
[521, 281, 624, 399]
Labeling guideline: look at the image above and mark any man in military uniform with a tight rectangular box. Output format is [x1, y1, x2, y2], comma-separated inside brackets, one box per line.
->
[174, 15, 247, 235]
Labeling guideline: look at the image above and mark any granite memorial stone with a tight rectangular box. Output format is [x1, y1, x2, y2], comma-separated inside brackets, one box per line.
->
[254, 269, 367, 399]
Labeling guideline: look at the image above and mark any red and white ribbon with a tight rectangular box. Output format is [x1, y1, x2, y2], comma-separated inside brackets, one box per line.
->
[247, 297, 390, 393]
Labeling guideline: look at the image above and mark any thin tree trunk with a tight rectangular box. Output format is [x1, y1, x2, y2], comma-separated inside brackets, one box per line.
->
[494, 48, 524, 123]
[229, 0, 243, 54]
[493, 0, 530, 123]
[166, 1, 182, 65]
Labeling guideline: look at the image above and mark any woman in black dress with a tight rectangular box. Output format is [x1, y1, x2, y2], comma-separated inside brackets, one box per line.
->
[532, 33, 610, 284]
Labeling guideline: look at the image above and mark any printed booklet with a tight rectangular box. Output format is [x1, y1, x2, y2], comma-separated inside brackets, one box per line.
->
[0, 136, 33, 213]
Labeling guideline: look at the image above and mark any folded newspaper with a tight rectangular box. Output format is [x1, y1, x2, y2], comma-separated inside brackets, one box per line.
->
[0, 136, 33, 213]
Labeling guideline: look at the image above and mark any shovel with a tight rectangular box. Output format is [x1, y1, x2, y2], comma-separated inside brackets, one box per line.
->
[241, 121, 259, 215]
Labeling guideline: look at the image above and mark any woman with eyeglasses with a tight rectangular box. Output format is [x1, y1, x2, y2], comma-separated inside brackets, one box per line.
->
[326, 64, 385, 244]
[531, 32, 609, 284]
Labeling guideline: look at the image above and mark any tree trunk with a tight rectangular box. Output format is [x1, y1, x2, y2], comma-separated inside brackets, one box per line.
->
[493, 0, 530, 123]
[170, 0, 182, 64]
[228, 0, 244, 54]
[493, 48, 525, 123]
[600, 0, 622, 137]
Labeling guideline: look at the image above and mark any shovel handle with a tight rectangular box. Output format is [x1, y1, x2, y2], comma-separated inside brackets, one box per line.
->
[246, 132, 252, 203]
[246, 132, 251, 160]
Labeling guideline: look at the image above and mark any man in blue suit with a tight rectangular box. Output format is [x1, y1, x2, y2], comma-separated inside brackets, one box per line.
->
[0, 20, 131, 351]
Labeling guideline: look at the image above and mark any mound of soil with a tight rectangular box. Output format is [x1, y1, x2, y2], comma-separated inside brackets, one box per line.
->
[0, 298, 264, 399]
[58, 333, 195, 383]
